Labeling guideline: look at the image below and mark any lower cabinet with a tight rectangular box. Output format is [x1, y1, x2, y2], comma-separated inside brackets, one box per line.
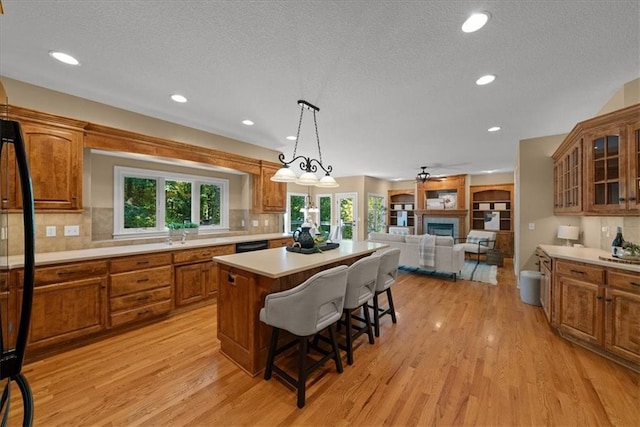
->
[604, 270, 640, 365]
[552, 258, 639, 368]
[20, 261, 108, 351]
[1, 271, 16, 350]
[268, 237, 293, 248]
[109, 253, 173, 328]
[537, 250, 553, 324]
[173, 245, 234, 306]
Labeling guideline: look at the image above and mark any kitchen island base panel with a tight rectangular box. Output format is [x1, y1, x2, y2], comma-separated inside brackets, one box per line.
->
[217, 250, 377, 376]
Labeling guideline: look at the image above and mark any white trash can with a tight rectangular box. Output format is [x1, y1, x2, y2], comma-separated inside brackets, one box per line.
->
[519, 270, 541, 306]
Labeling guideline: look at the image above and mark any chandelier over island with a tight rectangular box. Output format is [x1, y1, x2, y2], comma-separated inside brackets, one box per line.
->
[270, 100, 339, 188]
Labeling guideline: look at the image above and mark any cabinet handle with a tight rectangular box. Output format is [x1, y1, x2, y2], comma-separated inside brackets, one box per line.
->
[57, 269, 93, 276]
[227, 274, 235, 284]
[605, 298, 612, 303]
[136, 295, 150, 301]
[630, 281, 640, 287]
[596, 295, 603, 300]
[136, 260, 150, 265]
[137, 310, 150, 316]
[569, 269, 585, 275]
[137, 277, 149, 283]
[618, 197, 625, 202]
[629, 196, 636, 201]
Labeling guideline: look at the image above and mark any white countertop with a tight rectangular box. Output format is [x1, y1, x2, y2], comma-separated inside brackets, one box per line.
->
[538, 244, 640, 273]
[213, 240, 388, 279]
[1, 233, 292, 269]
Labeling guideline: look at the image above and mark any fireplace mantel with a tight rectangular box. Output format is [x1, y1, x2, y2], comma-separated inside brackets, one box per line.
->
[415, 209, 468, 237]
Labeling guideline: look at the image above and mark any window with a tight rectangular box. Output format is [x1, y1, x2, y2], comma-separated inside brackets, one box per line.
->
[114, 166, 229, 237]
[285, 193, 306, 233]
[367, 193, 386, 234]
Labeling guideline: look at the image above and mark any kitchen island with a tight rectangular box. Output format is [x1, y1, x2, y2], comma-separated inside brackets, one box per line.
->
[213, 240, 388, 376]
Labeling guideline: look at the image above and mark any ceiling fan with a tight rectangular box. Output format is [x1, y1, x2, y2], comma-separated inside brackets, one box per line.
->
[415, 166, 445, 183]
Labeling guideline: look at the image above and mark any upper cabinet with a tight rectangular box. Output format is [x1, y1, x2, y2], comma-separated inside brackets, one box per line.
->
[252, 161, 286, 213]
[553, 132, 583, 214]
[5, 107, 86, 212]
[553, 104, 639, 216]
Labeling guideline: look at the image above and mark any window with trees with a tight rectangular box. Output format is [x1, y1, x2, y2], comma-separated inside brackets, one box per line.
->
[367, 193, 386, 233]
[114, 166, 229, 237]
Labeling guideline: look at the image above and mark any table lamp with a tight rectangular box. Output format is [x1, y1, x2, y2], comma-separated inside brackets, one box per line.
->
[557, 225, 580, 246]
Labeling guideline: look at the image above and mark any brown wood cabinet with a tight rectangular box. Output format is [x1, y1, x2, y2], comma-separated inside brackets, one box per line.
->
[268, 237, 293, 248]
[109, 253, 173, 328]
[537, 249, 553, 324]
[553, 134, 583, 214]
[0, 271, 16, 351]
[543, 254, 639, 369]
[252, 161, 286, 213]
[416, 174, 466, 211]
[6, 107, 85, 212]
[470, 184, 514, 256]
[173, 244, 234, 306]
[553, 103, 639, 216]
[555, 260, 605, 346]
[18, 260, 108, 351]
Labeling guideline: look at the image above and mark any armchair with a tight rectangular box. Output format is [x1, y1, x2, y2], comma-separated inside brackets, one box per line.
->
[456, 230, 496, 264]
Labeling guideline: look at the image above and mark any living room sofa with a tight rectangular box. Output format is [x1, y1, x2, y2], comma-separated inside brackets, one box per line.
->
[367, 232, 465, 281]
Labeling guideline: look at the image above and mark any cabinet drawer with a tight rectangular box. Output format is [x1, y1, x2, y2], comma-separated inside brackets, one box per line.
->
[109, 300, 172, 328]
[269, 238, 293, 248]
[110, 253, 172, 274]
[608, 270, 640, 293]
[110, 285, 172, 312]
[173, 245, 234, 264]
[24, 261, 108, 286]
[536, 249, 552, 271]
[110, 265, 172, 297]
[556, 260, 605, 284]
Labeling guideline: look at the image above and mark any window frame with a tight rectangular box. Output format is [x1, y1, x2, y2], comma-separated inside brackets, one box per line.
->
[114, 166, 229, 238]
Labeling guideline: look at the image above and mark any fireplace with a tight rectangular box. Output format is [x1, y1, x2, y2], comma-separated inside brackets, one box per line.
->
[427, 223, 454, 237]
[415, 209, 467, 239]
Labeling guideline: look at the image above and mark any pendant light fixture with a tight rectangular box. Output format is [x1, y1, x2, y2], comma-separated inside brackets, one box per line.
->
[270, 100, 339, 188]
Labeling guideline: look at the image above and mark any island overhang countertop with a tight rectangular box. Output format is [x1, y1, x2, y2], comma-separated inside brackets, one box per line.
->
[213, 240, 389, 279]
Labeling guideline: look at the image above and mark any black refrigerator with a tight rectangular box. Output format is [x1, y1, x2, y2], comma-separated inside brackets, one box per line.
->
[0, 118, 36, 426]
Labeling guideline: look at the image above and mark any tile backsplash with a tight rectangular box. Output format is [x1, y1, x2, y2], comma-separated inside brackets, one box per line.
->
[6, 208, 284, 255]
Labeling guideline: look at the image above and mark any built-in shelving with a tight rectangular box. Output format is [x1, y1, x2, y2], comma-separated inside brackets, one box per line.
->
[470, 184, 514, 256]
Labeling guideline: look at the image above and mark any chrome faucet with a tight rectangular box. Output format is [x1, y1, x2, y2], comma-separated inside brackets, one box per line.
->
[181, 229, 188, 244]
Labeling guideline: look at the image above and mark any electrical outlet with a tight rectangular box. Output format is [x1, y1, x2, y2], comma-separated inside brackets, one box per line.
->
[264, 219, 269, 226]
[241, 219, 245, 227]
[528, 223, 535, 230]
[46, 226, 56, 237]
[64, 225, 80, 236]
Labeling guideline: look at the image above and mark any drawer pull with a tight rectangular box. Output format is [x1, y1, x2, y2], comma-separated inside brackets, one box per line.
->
[136, 295, 150, 301]
[227, 274, 235, 284]
[630, 282, 640, 287]
[596, 295, 603, 300]
[137, 277, 150, 283]
[569, 269, 585, 275]
[57, 269, 88, 276]
[136, 260, 150, 265]
[137, 310, 150, 316]
[605, 298, 612, 303]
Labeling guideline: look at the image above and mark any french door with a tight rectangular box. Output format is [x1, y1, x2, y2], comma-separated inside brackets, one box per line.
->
[336, 192, 357, 241]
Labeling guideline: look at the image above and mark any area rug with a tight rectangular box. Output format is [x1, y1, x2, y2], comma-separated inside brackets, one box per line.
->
[459, 260, 498, 285]
[399, 261, 497, 285]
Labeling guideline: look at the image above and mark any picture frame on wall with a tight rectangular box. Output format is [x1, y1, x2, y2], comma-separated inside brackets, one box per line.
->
[484, 211, 500, 230]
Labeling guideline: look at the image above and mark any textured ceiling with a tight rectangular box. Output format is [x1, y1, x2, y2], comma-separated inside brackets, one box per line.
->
[0, 1, 638, 180]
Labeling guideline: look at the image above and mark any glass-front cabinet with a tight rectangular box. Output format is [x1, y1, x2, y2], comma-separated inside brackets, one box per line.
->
[554, 103, 639, 216]
[584, 110, 639, 214]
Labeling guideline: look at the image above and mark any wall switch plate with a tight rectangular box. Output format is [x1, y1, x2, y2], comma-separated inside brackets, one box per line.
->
[46, 226, 56, 237]
[264, 219, 269, 226]
[528, 223, 535, 230]
[64, 225, 80, 236]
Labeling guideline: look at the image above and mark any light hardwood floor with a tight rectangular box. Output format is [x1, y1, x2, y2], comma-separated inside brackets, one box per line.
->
[6, 260, 640, 426]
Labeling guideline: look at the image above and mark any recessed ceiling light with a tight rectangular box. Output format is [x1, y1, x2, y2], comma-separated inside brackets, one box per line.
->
[49, 51, 80, 66]
[462, 12, 489, 33]
[476, 74, 496, 85]
[242, 119, 254, 126]
[488, 126, 501, 132]
[171, 94, 188, 103]
[286, 135, 297, 141]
